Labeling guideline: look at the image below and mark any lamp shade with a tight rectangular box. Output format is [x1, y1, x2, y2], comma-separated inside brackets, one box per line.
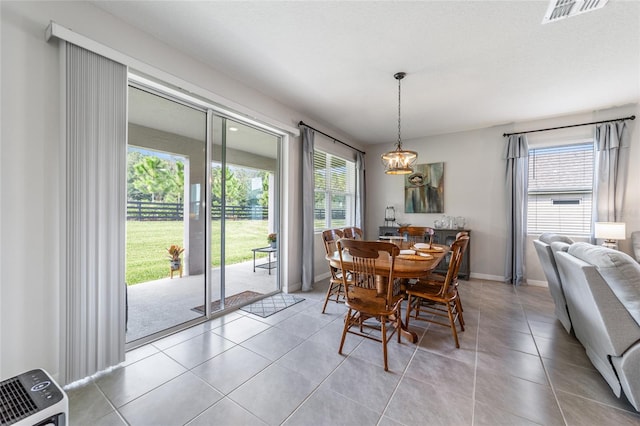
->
[594, 222, 626, 240]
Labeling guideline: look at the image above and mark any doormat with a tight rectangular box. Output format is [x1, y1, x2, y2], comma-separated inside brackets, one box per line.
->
[241, 293, 305, 318]
[192, 290, 263, 314]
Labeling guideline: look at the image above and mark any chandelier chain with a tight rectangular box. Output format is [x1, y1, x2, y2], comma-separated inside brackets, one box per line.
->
[397, 76, 402, 147]
[381, 71, 415, 175]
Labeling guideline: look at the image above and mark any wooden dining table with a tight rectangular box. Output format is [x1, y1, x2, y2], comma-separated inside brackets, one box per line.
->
[325, 242, 449, 343]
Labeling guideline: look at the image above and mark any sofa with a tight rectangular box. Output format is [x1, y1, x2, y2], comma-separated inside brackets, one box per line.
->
[533, 233, 574, 333]
[555, 242, 640, 411]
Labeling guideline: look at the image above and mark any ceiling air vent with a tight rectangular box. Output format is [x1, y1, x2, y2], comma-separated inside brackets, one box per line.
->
[542, 0, 609, 24]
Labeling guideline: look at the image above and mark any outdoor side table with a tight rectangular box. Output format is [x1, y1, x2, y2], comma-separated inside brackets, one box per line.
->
[252, 246, 277, 274]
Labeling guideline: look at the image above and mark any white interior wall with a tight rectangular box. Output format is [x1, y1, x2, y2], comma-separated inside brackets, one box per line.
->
[366, 125, 507, 281]
[1, 2, 65, 382]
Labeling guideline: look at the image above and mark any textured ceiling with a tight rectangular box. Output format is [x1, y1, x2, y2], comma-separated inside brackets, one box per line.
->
[93, 0, 640, 145]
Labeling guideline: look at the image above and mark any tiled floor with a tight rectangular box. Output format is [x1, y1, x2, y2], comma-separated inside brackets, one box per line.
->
[67, 278, 640, 425]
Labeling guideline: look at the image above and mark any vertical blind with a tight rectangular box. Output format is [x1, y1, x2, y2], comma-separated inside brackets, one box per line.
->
[63, 43, 127, 384]
[313, 150, 356, 230]
[527, 143, 594, 236]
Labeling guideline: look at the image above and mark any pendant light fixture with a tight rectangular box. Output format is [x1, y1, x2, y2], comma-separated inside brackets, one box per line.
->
[381, 72, 417, 175]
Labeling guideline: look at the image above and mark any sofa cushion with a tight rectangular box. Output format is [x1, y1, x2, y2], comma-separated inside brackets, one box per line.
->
[539, 233, 574, 245]
[569, 242, 640, 326]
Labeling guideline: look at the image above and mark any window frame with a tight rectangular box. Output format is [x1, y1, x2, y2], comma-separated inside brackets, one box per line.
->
[527, 140, 595, 237]
[313, 149, 356, 232]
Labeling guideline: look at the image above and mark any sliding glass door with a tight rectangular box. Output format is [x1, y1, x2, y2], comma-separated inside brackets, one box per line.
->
[125, 77, 281, 345]
[126, 85, 208, 344]
[211, 117, 280, 310]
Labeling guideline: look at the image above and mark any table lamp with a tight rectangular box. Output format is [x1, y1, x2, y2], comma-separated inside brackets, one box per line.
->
[594, 222, 626, 249]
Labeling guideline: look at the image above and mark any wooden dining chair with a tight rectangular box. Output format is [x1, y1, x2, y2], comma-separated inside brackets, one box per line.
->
[405, 235, 469, 348]
[398, 226, 435, 287]
[398, 226, 435, 245]
[342, 226, 363, 240]
[321, 229, 346, 313]
[451, 231, 469, 312]
[419, 231, 470, 314]
[337, 238, 402, 371]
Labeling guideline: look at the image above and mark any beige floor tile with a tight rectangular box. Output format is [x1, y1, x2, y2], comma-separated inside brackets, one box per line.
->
[475, 368, 565, 425]
[228, 364, 316, 425]
[385, 376, 473, 425]
[67, 278, 640, 426]
[118, 372, 223, 425]
[557, 391, 640, 425]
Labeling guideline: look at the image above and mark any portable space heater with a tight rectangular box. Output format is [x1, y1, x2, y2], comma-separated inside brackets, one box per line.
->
[0, 369, 68, 426]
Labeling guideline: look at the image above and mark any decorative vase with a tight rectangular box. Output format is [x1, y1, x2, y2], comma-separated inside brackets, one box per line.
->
[170, 259, 181, 270]
[270, 241, 276, 248]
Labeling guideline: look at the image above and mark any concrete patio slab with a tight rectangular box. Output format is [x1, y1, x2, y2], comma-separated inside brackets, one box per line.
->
[126, 259, 278, 342]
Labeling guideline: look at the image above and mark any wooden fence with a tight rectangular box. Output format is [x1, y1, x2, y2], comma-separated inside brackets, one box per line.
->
[127, 201, 268, 221]
[127, 201, 183, 221]
[127, 201, 345, 221]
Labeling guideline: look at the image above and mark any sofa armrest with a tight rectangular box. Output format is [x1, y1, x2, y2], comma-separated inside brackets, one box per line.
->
[569, 242, 640, 327]
[612, 343, 640, 411]
[556, 250, 640, 357]
[533, 239, 571, 333]
[632, 231, 640, 263]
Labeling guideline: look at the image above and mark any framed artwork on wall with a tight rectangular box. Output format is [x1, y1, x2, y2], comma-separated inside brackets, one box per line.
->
[404, 162, 444, 213]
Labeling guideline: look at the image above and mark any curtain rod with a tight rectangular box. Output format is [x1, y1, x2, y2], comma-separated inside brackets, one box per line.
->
[298, 121, 365, 155]
[503, 115, 635, 138]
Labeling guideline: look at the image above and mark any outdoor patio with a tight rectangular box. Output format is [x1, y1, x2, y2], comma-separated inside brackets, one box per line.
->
[126, 258, 278, 343]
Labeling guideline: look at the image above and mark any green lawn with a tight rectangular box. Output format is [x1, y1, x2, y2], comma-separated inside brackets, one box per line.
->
[126, 220, 271, 285]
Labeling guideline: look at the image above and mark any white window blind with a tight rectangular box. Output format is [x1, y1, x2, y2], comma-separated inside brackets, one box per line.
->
[314, 150, 356, 231]
[527, 143, 594, 236]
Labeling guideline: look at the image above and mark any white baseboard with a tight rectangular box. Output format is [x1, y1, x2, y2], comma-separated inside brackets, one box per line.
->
[526, 279, 548, 287]
[469, 272, 504, 282]
[315, 272, 331, 282]
[296, 271, 547, 290]
[286, 272, 330, 294]
[468, 272, 548, 288]
[286, 281, 302, 293]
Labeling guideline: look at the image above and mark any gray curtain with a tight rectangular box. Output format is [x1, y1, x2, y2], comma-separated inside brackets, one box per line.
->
[505, 134, 529, 285]
[593, 121, 628, 223]
[301, 127, 315, 291]
[355, 151, 366, 232]
[63, 43, 127, 383]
